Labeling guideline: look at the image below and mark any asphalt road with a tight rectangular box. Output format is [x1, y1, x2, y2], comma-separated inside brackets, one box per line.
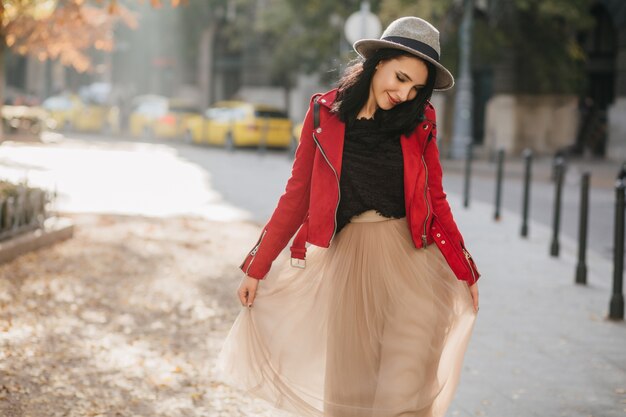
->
[175, 141, 618, 262]
[72, 133, 620, 263]
[441, 167, 617, 262]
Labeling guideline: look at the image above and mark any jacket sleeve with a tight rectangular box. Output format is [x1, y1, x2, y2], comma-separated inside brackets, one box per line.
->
[239, 95, 318, 279]
[423, 126, 464, 244]
[424, 108, 480, 284]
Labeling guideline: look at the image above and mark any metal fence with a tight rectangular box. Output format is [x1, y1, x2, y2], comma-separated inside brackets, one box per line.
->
[0, 184, 50, 242]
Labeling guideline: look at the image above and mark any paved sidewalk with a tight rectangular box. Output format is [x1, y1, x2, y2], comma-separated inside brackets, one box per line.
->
[1, 137, 624, 416]
[446, 193, 626, 417]
[0, 213, 288, 417]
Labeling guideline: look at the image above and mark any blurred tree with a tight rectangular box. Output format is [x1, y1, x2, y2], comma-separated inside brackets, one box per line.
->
[378, 0, 455, 31]
[255, 0, 591, 96]
[87, 0, 243, 106]
[0, 0, 136, 138]
[495, 0, 593, 94]
[176, 0, 248, 108]
[256, 0, 381, 97]
[134, 0, 186, 7]
[378, 0, 593, 94]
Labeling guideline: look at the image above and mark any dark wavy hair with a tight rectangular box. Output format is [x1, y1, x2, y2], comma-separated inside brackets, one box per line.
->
[332, 48, 437, 136]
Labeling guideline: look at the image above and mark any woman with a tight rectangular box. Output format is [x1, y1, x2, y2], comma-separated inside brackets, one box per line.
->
[216, 16, 480, 417]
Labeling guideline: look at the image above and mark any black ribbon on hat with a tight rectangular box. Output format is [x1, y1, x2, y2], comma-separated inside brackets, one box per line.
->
[382, 36, 439, 62]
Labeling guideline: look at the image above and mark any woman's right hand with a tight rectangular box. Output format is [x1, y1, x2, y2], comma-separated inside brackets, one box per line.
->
[238, 275, 260, 308]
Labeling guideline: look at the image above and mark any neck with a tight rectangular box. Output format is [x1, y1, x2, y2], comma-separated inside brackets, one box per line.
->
[357, 88, 378, 119]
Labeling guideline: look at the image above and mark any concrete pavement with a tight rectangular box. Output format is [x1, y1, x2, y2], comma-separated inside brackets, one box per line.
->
[0, 137, 248, 221]
[1, 135, 624, 416]
[446, 192, 626, 417]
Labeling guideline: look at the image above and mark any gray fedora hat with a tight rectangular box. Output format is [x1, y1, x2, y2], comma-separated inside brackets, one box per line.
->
[353, 16, 454, 91]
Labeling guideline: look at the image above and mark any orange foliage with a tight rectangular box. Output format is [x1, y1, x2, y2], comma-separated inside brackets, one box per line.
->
[134, 0, 188, 7]
[2, 0, 138, 73]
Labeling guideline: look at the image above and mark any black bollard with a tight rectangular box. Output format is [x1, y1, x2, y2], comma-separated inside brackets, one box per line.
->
[609, 179, 625, 320]
[550, 157, 565, 257]
[494, 149, 505, 221]
[463, 142, 473, 208]
[575, 172, 590, 285]
[551, 150, 565, 182]
[618, 162, 626, 182]
[520, 149, 532, 237]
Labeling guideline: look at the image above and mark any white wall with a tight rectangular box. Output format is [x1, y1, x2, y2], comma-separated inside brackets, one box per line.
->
[485, 94, 578, 156]
[607, 97, 626, 160]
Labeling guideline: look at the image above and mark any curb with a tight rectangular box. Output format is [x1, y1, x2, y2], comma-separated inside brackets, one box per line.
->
[0, 217, 75, 265]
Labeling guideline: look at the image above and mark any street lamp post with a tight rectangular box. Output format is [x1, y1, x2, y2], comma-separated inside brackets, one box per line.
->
[450, 0, 474, 159]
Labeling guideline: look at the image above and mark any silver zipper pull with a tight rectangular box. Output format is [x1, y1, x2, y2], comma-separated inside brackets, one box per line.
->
[249, 230, 267, 257]
[422, 235, 428, 247]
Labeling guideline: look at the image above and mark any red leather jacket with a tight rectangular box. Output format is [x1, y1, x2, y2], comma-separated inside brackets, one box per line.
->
[240, 89, 480, 285]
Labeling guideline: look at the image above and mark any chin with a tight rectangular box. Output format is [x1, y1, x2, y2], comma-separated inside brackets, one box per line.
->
[378, 95, 397, 110]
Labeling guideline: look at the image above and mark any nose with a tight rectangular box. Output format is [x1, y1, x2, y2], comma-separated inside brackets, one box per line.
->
[400, 86, 413, 102]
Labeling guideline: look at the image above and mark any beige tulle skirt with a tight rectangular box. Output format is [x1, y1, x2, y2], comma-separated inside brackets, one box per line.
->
[216, 210, 477, 417]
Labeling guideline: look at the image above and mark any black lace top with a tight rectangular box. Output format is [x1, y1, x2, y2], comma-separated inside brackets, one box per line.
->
[336, 117, 406, 234]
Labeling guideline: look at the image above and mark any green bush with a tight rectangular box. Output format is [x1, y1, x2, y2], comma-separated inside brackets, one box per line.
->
[0, 180, 51, 240]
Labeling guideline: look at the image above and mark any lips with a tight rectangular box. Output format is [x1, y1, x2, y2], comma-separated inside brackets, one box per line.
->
[387, 93, 400, 106]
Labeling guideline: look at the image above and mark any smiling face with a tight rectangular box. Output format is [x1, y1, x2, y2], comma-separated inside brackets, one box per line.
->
[366, 54, 429, 113]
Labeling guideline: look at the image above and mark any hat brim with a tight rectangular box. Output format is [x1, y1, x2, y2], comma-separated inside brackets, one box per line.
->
[353, 39, 455, 91]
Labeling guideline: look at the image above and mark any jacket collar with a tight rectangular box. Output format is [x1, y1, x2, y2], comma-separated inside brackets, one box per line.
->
[314, 88, 435, 186]
[317, 89, 338, 110]
[313, 89, 344, 175]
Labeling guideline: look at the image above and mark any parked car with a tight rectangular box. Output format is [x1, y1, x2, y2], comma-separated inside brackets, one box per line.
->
[129, 96, 199, 139]
[73, 103, 120, 133]
[42, 94, 119, 133]
[186, 101, 293, 149]
[41, 94, 82, 131]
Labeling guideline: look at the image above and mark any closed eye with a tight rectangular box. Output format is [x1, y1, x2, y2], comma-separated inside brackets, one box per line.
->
[396, 73, 424, 91]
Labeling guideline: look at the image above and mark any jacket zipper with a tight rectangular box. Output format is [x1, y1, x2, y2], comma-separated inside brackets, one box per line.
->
[245, 229, 267, 275]
[420, 131, 432, 247]
[420, 154, 431, 247]
[462, 247, 477, 283]
[312, 133, 340, 246]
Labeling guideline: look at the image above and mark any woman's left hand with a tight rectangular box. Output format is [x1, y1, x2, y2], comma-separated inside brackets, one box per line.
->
[468, 282, 479, 313]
